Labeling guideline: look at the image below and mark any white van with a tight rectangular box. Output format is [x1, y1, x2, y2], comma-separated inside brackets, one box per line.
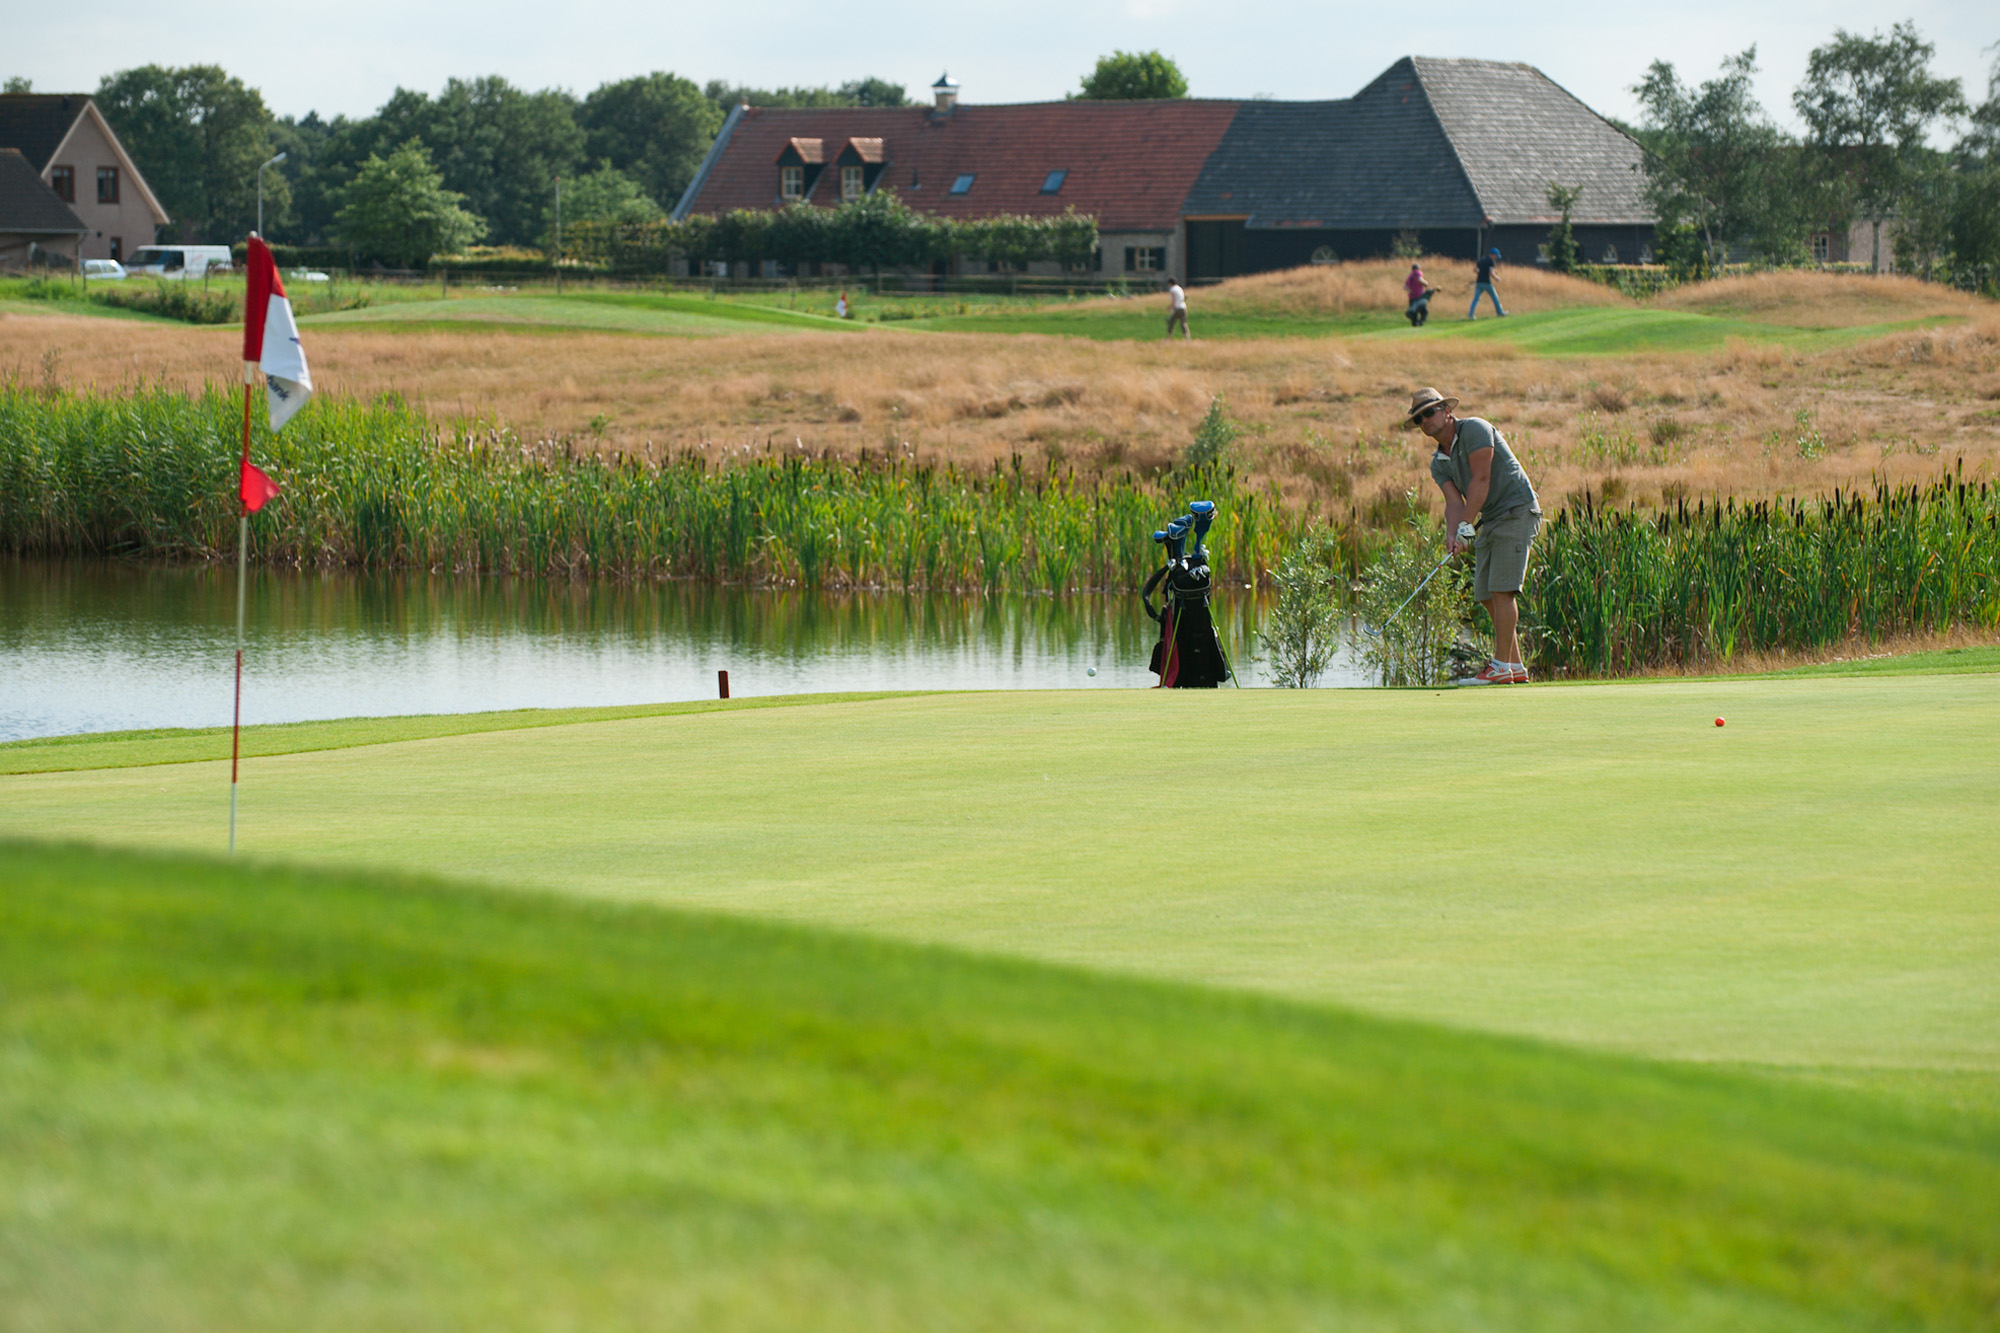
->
[126, 245, 235, 279]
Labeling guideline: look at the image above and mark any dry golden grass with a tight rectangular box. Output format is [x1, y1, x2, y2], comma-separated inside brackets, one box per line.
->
[1651, 270, 1986, 327]
[5, 270, 1997, 522]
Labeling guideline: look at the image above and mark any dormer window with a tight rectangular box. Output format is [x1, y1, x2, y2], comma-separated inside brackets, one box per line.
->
[950, 174, 975, 195]
[1040, 170, 1066, 195]
[775, 138, 825, 201]
[841, 165, 863, 200]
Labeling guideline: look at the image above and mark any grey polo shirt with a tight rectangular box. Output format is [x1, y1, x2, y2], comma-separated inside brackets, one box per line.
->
[1427, 416, 1539, 524]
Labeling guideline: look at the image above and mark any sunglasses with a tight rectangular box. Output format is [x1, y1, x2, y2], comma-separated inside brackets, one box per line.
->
[1415, 404, 1444, 423]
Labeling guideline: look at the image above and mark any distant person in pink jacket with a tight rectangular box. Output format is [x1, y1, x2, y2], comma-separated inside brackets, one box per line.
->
[1404, 263, 1438, 326]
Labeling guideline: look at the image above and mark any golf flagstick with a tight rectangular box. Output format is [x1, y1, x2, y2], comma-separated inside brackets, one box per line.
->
[230, 361, 252, 854]
[230, 235, 310, 853]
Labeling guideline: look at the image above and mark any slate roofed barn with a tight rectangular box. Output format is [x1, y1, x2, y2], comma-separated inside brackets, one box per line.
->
[0, 147, 89, 270]
[1181, 57, 1653, 277]
[675, 58, 1653, 282]
[0, 93, 170, 265]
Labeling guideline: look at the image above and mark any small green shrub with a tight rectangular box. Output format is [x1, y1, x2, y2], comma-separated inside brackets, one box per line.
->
[1355, 516, 1472, 687]
[1262, 527, 1341, 688]
[1185, 395, 1238, 469]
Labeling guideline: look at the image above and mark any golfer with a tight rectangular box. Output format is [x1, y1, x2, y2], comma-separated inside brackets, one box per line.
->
[1408, 386, 1540, 684]
[1166, 279, 1190, 340]
[1403, 262, 1437, 326]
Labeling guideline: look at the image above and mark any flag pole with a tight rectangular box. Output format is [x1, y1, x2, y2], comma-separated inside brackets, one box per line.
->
[231, 359, 253, 854]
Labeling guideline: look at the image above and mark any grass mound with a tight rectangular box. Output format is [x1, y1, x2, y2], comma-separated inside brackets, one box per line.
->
[1196, 255, 1629, 318]
[1651, 270, 1992, 328]
[6, 838, 1996, 1331]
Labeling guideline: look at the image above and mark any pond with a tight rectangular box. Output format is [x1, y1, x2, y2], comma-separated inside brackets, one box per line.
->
[0, 557, 1379, 742]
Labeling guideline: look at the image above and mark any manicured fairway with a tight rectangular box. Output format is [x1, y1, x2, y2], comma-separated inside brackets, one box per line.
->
[5, 675, 1995, 1103]
[5, 840, 1996, 1332]
[301, 289, 852, 336]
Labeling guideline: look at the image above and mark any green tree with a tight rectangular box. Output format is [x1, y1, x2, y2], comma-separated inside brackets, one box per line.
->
[334, 140, 484, 267]
[1631, 49, 1786, 264]
[96, 64, 288, 242]
[1544, 182, 1582, 272]
[1075, 51, 1188, 101]
[548, 165, 660, 250]
[579, 73, 722, 213]
[703, 77, 908, 116]
[1793, 22, 1966, 270]
[367, 77, 586, 247]
[3, 76, 31, 94]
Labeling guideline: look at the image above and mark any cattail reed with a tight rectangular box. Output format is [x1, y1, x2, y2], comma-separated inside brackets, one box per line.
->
[1529, 465, 2000, 674]
[0, 386, 1297, 593]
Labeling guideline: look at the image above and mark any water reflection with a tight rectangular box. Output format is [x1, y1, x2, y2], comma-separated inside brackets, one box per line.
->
[1, 557, 1375, 741]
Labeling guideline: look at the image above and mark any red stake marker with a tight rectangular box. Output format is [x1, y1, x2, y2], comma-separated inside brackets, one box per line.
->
[718, 669, 730, 700]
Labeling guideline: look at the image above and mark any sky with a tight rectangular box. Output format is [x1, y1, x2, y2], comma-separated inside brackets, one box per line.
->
[7, 0, 1994, 137]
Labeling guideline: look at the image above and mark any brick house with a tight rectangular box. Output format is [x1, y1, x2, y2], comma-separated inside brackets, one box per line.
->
[0, 93, 170, 265]
[677, 75, 1238, 279]
[675, 59, 1652, 280]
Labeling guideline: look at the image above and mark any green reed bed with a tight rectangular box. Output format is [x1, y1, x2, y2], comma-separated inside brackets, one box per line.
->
[1530, 468, 2000, 675]
[0, 386, 1296, 592]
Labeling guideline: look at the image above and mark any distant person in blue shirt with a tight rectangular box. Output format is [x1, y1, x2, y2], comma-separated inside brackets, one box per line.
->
[1469, 249, 1505, 319]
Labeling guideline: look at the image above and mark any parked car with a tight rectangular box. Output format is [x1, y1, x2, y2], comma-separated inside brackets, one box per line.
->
[82, 259, 127, 281]
[125, 245, 234, 279]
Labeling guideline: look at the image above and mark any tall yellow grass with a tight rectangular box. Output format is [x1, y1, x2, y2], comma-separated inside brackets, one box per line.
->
[1651, 270, 1987, 327]
[5, 271, 1997, 522]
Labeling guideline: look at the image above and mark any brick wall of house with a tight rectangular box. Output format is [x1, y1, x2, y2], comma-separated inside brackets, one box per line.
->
[45, 114, 161, 262]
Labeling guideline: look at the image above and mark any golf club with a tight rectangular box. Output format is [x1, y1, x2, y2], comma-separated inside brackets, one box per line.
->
[1189, 499, 1215, 558]
[1362, 552, 1454, 639]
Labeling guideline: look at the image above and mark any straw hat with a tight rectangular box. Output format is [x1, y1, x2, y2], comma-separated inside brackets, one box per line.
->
[1404, 387, 1458, 426]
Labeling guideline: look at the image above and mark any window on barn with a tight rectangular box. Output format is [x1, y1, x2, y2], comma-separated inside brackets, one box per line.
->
[1812, 233, 1830, 263]
[49, 166, 74, 201]
[1040, 170, 1066, 194]
[97, 167, 119, 204]
[782, 166, 803, 200]
[842, 165, 864, 200]
[950, 174, 975, 195]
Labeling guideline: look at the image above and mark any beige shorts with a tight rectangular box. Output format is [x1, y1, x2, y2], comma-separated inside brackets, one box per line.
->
[1474, 507, 1541, 601]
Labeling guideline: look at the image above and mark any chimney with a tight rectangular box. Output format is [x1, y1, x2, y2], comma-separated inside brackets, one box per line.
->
[931, 72, 960, 113]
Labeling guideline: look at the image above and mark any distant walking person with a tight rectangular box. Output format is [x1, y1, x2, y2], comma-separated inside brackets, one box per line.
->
[1408, 386, 1541, 684]
[1469, 249, 1505, 319]
[1166, 279, 1190, 340]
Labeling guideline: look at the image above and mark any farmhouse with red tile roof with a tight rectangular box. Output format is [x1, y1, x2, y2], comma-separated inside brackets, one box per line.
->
[676, 59, 1652, 281]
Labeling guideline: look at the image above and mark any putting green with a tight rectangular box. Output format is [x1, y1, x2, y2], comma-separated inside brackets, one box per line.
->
[7, 841, 1996, 1332]
[5, 676, 1995, 1097]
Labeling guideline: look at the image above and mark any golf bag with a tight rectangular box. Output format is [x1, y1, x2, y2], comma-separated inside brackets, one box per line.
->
[1143, 502, 1231, 688]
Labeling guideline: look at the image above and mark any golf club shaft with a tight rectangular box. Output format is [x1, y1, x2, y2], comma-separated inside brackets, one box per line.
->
[1374, 554, 1453, 635]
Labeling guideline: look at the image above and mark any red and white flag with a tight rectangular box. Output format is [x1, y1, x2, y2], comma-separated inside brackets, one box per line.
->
[242, 236, 313, 431]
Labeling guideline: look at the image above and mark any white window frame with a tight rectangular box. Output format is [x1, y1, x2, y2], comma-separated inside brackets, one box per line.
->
[841, 165, 864, 201]
[781, 165, 803, 200]
[1134, 246, 1160, 272]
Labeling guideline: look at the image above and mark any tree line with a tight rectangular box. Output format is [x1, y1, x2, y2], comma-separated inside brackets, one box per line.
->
[1629, 23, 2000, 289]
